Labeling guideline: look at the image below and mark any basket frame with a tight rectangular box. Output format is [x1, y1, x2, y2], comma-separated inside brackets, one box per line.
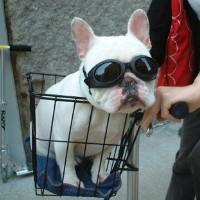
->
[27, 72, 141, 198]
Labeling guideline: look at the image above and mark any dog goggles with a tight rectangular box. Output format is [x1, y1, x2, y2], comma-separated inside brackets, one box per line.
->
[83, 55, 158, 88]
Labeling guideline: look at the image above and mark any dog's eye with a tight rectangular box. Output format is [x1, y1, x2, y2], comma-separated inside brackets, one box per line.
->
[95, 62, 121, 82]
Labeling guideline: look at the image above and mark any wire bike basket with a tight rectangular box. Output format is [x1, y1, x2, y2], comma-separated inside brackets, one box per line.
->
[27, 72, 142, 199]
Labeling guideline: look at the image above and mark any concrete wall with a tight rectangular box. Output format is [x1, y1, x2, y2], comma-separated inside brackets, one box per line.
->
[4, 0, 151, 144]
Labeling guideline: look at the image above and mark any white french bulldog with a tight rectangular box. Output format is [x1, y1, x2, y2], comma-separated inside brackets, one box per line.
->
[34, 9, 157, 186]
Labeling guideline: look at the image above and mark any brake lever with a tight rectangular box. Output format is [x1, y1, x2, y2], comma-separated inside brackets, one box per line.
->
[144, 123, 153, 137]
[169, 102, 189, 119]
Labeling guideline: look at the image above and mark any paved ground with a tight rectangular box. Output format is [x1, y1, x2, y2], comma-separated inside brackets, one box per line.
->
[0, 122, 181, 200]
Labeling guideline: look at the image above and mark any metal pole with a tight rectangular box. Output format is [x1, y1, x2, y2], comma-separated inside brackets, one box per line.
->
[0, 0, 31, 179]
[127, 126, 140, 200]
[0, 46, 9, 182]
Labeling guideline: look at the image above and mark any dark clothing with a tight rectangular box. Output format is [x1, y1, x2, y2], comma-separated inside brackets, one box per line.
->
[148, 0, 200, 74]
[147, 0, 172, 65]
[147, 0, 200, 199]
[166, 108, 200, 200]
[186, 1, 200, 75]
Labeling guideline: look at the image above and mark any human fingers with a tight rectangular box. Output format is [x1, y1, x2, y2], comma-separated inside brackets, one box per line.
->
[158, 87, 183, 122]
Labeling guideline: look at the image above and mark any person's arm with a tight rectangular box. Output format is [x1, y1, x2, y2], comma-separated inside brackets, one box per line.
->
[141, 74, 200, 129]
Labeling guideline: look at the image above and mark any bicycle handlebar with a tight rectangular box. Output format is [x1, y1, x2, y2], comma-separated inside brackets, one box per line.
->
[0, 44, 31, 51]
[169, 102, 189, 119]
[10, 45, 31, 52]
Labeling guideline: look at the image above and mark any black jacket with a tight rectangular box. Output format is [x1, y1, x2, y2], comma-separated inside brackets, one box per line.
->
[147, 0, 200, 75]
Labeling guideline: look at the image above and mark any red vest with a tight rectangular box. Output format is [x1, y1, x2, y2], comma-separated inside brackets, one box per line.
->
[157, 0, 195, 86]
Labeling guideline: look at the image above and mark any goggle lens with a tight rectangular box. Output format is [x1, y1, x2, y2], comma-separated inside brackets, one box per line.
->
[135, 57, 157, 75]
[95, 62, 122, 82]
[132, 57, 158, 81]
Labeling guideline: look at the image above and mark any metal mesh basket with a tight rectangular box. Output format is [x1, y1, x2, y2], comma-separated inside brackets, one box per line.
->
[27, 72, 141, 199]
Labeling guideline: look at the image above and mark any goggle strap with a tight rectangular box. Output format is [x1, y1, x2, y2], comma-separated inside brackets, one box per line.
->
[83, 67, 87, 79]
[83, 67, 90, 85]
[82, 67, 92, 95]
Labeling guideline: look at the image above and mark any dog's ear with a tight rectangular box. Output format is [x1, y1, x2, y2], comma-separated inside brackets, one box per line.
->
[127, 9, 151, 50]
[71, 18, 96, 59]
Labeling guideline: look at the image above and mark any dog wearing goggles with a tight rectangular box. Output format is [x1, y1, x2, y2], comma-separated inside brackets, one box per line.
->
[35, 9, 157, 186]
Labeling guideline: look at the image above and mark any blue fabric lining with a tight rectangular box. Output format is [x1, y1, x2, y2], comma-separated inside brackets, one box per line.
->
[36, 155, 122, 198]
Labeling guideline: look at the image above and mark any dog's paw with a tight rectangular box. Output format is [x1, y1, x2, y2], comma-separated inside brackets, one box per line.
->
[92, 171, 109, 184]
[63, 173, 82, 187]
[91, 158, 109, 184]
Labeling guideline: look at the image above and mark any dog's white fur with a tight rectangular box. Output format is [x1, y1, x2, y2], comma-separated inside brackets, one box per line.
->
[34, 9, 156, 186]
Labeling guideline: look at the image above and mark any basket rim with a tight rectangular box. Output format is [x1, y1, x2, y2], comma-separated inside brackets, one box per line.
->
[26, 72, 90, 103]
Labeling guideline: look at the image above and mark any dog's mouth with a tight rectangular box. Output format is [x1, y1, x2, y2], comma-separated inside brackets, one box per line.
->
[119, 95, 145, 111]
[121, 95, 140, 105]
[118, 100, 146, 113]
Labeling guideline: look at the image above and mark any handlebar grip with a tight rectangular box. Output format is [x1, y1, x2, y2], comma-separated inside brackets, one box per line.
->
[169, 102, 189, 119]
[10, 45, 31, 52]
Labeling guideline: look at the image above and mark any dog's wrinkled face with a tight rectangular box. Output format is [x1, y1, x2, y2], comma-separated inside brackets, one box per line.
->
[71, 9, 156, 113]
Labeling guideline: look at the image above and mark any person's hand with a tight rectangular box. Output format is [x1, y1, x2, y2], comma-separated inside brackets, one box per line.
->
[141, 82, 200, 130]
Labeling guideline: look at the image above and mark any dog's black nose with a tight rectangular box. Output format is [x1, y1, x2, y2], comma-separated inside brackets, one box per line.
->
[120, 77, 139, 104]
[120, 77, 137, 95]
[124, 80, 135, 91]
